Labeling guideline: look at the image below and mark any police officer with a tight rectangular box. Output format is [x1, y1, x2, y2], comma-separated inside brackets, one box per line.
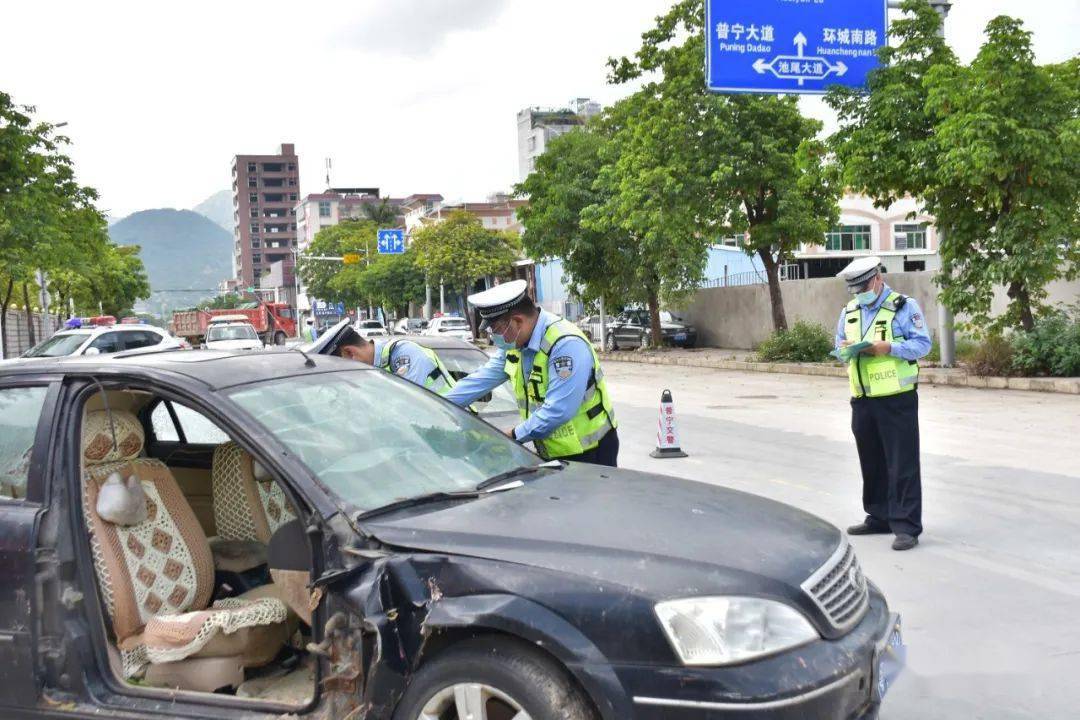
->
[336, 325, 456, 394]
[445, 280, 619, 467]
[836, 256, 931, 551]
[301, 317, 318, 342]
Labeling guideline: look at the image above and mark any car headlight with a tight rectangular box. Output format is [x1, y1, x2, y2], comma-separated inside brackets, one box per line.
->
[655, 596, 818, 666]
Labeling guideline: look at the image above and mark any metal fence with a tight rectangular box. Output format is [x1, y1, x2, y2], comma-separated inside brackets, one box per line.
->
[0, 310, 49, 359]
[699, 264, 802, 289]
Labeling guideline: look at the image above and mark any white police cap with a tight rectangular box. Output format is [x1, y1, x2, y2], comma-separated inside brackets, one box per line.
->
[467, 279, 530, 328]
[837, 256, 882, 290]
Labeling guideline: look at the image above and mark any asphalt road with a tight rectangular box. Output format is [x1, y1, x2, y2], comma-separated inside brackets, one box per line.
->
[602, 359, 1079, 720]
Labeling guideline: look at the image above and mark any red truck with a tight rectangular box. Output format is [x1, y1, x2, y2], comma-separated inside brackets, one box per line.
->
[171, 301, 296, 346]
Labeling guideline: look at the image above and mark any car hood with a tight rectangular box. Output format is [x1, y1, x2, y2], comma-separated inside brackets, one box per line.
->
[363, 465, 840, 600]
[660, 322, 691, 331]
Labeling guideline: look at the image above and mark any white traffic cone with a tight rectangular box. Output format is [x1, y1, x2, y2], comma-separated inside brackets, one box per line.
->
[650, 389, 688, 458]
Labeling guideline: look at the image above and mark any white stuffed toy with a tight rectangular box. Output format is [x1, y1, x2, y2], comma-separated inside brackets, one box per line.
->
[96, 471, 149, 526]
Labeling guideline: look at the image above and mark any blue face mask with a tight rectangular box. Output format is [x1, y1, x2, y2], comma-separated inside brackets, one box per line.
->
[489, 321, 519, 351]
[856, 288, 879, 306]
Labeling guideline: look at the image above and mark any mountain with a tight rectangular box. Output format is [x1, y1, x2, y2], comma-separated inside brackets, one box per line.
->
[191, 189, 234, 233]
[109, 209, 233, 314]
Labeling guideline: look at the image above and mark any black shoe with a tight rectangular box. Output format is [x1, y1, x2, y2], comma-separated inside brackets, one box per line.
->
[892, 534, 919, 551]
[847, 522, 892, 536]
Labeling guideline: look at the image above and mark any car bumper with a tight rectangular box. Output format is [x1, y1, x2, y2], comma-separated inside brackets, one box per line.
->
[587, 590, 901, 720]
[663, 333, 697, 347]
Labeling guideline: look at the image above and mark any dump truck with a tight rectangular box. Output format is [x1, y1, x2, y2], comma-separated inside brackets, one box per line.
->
[171, 301, 296, 346]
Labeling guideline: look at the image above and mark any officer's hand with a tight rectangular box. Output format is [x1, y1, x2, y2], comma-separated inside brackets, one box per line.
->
[840, 340, 852, 347]
[862, 341, 892, 356]
[505, 428, 517, 441]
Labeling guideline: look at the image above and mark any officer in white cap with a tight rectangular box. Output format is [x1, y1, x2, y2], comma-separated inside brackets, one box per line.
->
[835, 256, 931, 551]
[334, 325, 456, 394]
[444, 280, 619, 466]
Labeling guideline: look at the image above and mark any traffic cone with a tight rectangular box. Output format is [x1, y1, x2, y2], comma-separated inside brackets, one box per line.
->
[650, 389, 688, 458]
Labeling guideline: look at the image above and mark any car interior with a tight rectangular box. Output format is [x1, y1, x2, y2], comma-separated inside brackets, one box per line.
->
[76, 387, 318, 706]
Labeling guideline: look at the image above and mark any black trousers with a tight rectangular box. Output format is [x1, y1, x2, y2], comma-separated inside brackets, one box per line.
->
[851, 391, 922, 537]
[557, 428, 620, 467]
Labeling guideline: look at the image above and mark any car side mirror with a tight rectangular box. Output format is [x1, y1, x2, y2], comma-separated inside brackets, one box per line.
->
[84, 347, 101, 356]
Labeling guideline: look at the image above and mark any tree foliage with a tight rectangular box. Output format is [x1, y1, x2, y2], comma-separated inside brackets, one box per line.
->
[1, 91, 149, 353]
[924, 18, 1079, 331]
[410, 210, 520, 336]
[296, 220, 379, 308]
[828, 2, 1079, 332]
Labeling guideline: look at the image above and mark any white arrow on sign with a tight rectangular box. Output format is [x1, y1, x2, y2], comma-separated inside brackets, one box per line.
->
[752, 32, 848, 86]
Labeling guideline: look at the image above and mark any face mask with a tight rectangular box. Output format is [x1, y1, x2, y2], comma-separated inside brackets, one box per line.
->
[856, 288, 878, 306]
[490, 321, 519, 350]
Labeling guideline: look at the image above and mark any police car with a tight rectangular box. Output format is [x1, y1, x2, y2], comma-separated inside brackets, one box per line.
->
[20, 320, 182, 359]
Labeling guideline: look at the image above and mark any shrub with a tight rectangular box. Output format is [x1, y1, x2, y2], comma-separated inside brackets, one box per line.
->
[1010, 308, 1080, 377]
[966, 334, 1016, 377]
[755, 321, 834, 363]
[926, 336, 978, 364]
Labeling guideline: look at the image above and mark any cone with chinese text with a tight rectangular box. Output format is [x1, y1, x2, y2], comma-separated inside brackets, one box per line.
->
[650, 389, 688, 458]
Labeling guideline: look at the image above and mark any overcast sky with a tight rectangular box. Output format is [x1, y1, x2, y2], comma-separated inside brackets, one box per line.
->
[2, 0, 1076, 219]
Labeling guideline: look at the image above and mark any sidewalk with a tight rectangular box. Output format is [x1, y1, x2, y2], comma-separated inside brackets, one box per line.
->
[597, 347, 1080, 395]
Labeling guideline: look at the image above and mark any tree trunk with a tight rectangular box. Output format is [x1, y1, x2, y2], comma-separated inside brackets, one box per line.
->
[646, 285, 663, 349]
[1007, 281, 1035, 331]
[22, 283, 36, 346]
[0, 278, 13, 359]
[758, 249, 788, 331]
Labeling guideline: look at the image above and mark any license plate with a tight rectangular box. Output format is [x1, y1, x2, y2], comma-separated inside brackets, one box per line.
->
[875, 615, 905, 701]
[674, 333, 687, 341]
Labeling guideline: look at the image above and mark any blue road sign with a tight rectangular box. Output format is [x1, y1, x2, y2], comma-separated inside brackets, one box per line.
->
[377, 229, 406, 255]
[312, 300, 346, 317]
[706, 0, 886, 95]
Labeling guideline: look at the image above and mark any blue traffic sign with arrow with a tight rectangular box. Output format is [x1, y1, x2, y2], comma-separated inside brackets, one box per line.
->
[706, 0, 886, 95]
[377, 229, 405, 255]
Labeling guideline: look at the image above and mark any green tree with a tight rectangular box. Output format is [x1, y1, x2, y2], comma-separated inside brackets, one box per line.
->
[410, 210, 520, 337]
[296, 220, 378, 308]
[516, 126, 635, 314]
[362, 198, 401, 226]
[607, 0, 841, 332]
[348, 251, 426, 318]
[924, 19, 1079, 331]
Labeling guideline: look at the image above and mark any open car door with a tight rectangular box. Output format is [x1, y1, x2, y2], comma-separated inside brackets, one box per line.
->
[300, 319, 352, 356]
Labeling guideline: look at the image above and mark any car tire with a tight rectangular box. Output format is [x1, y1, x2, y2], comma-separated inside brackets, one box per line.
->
[393, 637, 596, 720]
[273, 331, 286, 346]
[607, 332, 618, 351]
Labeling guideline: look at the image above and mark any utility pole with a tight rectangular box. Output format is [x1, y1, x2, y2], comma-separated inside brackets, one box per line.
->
[891, 0, 954, 367]
[36, 269, 52, 336]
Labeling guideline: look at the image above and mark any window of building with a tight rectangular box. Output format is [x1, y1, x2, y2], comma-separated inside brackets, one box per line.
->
[264, 193, 283, 202]
[287, 178, 296, 186]
[248, 193, 258, 203]
[247, 162, 256, 172]
[717, 233, 746, 248]
[247, 178, 257, 188]
[287, 163, 296, 171]
[253, 254, 262, 263]
[262, 162, 283, 172]
[824, 224, 871, 251]
[263, 178, 283, 187]
[251, 239, 261, 248]
[249, 208, 258, 218]
[893, 223, 927, 250]
[319, 201, 332, 217]
[527, 136, 537, 152]
[289, 193, 298, 201]
[250, 223, 259, 233]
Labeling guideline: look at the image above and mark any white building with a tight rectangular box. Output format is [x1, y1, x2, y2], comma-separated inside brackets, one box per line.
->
[516, 98, 601, 182]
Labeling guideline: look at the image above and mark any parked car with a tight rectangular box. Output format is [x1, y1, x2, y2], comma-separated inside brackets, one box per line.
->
[0, 349, 902, 719]
[20, 323, 181, 359]
[303, 320, 517, 432]
[608, 309, 698, 349]
[355, 319, 390, 339]
[423, 315, 473, 342]
[393, 317, 429, 335]
[202, 316, 264, 351]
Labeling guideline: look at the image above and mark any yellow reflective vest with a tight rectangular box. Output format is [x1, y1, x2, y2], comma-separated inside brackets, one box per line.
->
[843, 292, 920, 398]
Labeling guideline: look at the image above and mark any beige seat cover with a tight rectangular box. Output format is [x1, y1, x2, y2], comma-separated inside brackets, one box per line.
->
[81, 409, 287, 682]
[212, 441, 297, 544]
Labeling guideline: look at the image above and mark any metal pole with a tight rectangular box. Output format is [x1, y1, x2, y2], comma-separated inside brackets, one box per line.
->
[424, 282, 432, 320]
[439, 282, 445, 314]
[36, 269, 52, 336]
[598, 295, 607, 352]
[932, 0, 955, 367]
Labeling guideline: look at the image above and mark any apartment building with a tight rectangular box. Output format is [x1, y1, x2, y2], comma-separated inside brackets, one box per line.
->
[230, 143, 300, 288]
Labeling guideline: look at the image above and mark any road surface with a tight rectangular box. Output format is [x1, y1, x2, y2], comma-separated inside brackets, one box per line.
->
[603, 359, 1079, 720]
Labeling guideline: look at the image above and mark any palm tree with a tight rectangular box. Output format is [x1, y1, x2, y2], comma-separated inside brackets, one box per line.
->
[362, 198, 400, 226]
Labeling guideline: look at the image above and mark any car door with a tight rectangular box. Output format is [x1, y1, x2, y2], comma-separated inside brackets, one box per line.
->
[0, 378, 60, 708]
[617, 314, 641, 347]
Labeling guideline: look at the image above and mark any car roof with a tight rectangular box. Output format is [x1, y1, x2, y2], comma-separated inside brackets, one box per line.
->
[408, 336, 481, 351]
[0, 348, 371, 390]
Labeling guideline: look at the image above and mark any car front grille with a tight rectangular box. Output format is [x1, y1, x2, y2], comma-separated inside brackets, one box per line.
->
[801, 536, 869, 632]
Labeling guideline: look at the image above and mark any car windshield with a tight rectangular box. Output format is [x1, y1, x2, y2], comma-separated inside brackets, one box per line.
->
[441, 318, 467, 328]
[227, 369, 537, 512]
[207, 325, 259, 341]
[23, 332, 90, 357]
[437, 348, 518, 414]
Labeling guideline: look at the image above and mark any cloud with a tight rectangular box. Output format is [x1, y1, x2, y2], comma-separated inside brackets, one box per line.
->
[337, 0, 511, 56]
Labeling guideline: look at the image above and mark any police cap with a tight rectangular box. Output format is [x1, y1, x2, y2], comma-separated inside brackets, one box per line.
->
[467, 279, 530, 329]
[837, 256, 883, 291]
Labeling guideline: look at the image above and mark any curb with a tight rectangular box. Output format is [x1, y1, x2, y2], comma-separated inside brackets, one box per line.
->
[597, 352, 1080, 395]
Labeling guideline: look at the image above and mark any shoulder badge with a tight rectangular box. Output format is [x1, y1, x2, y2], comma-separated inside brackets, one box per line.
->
[552, 355, 574, 380]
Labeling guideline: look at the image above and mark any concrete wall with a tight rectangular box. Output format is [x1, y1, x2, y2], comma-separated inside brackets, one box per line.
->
[683, 271, 1080, 350]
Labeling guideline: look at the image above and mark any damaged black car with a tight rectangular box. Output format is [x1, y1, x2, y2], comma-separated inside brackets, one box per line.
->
[0, 350, 902, 720]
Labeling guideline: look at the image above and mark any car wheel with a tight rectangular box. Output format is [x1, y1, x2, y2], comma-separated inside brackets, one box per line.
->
[606, 332, 618, 351]
[393, 637, 595, 720]
[642, 330, 652, 348]
[273, 331, 286, 346]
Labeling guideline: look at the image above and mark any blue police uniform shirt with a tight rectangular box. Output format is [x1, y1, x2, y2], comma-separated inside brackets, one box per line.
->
[372, 338, 439, 387]
[834, 283, 932, 361]
[444, 309, 595, 443]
